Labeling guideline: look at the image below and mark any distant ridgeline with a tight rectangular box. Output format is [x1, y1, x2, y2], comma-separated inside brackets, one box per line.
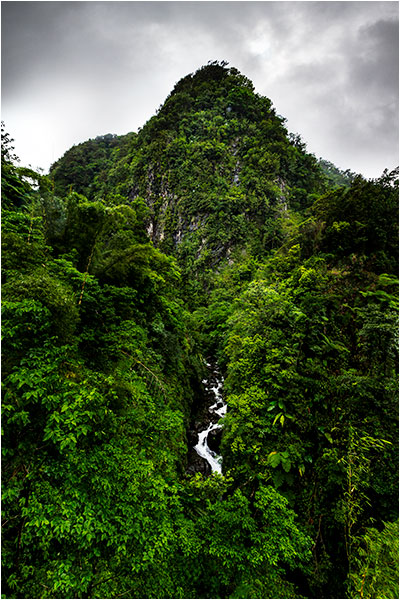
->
[2, 63, 398, 600]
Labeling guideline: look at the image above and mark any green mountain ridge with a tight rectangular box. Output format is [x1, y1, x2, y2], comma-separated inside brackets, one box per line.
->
[49, 64, 362, 310]
[49, 65, 330, 262]
[2, 63, 398, 599]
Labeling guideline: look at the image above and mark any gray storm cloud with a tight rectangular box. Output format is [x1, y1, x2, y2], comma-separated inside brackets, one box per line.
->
[2, 1, 398, 178]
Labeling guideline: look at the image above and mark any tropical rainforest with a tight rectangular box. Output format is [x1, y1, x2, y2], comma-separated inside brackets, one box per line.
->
[2, 62, 398, 599]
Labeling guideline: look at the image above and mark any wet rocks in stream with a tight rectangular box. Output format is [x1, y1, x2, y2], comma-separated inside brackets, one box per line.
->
[207, 427, 222, 454]
[186, 362, 226, 475]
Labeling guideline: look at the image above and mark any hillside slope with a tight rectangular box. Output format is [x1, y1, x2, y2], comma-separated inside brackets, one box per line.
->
[51, 64, 329, 269]
[2, 65, 399, 599]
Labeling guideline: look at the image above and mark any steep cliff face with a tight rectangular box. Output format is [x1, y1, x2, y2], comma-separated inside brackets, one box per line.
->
[127, 63, 328, 260]
[50, 63, 328, 270]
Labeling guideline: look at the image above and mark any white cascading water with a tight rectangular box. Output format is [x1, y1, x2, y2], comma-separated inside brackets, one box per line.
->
[194, 364, 227, 474]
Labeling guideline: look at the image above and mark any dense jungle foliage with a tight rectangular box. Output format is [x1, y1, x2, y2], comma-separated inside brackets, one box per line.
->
[2, 63, 399, 599]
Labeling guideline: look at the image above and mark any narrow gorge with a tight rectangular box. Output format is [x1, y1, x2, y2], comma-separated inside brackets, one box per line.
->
[2, 61, 398, 600]
[187, 362, 226, 476]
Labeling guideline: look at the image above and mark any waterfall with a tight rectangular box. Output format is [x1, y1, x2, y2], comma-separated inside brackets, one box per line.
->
[193, 363, 226, 474]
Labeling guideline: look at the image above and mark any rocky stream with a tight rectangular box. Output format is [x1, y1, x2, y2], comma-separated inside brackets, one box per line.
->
[186, 362, 226, 476]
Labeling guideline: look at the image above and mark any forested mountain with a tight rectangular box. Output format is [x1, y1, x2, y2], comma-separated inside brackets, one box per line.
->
[2, 62, 398, 599]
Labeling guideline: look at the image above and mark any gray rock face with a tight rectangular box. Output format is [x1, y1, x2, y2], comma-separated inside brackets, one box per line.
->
[207, 427, 222, 453]
[186, 448, 211, 476]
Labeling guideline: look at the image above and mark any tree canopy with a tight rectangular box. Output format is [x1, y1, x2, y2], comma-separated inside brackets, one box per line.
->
[2, 64, 398, 599]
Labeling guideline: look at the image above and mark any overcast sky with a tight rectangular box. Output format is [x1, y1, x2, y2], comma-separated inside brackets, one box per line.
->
[2, 1, 398, 179]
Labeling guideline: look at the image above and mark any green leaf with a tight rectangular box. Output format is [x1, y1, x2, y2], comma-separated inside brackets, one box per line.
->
[272, 412, 282, 426]
[267, 451, 281, 468]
